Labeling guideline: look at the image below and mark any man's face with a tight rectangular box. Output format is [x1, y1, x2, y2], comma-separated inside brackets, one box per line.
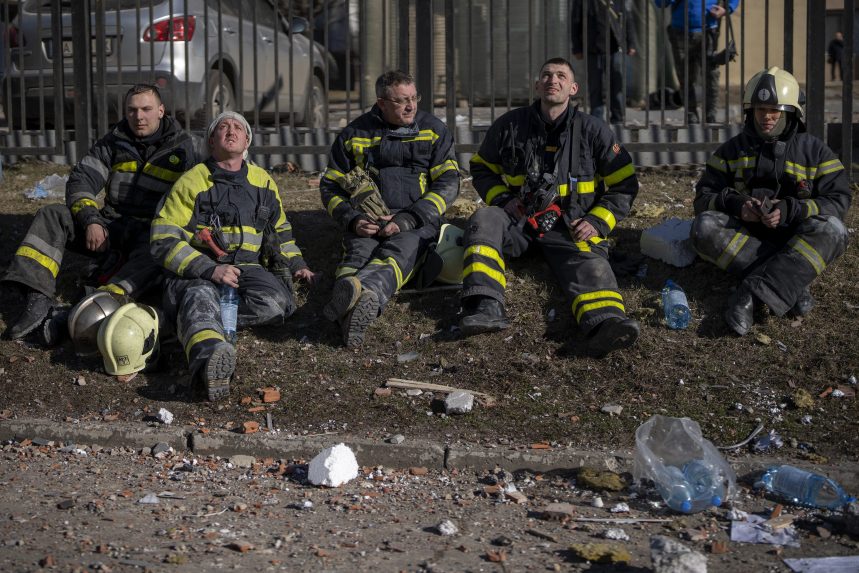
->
[209, 118, 250, 159]
[377, 82, 418, 127]
[125, 91, 164, 138]
[754, 105, 783, 137]
[535, 63, 578, 106]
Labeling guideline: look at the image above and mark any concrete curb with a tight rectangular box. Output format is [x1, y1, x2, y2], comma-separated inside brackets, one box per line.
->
[2, 418, 858, 493]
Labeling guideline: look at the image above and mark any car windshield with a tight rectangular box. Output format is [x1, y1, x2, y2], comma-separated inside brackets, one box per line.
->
[25, 0, 167, 11]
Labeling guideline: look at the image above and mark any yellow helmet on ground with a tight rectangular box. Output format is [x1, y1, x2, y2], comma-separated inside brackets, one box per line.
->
[67, 290, 128, 356]
[97, 303, 159, 376]
[742, 66, 804, 124]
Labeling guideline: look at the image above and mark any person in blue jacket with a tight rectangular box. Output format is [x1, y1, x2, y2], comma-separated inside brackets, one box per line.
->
[654, 0, 740, 124]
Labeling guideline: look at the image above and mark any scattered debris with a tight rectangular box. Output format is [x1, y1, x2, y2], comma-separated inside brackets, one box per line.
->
[406, 389, 423, 397]
[650, 535, 707, 573]
[709, 540, 729, 554]
[600, 404, 623, 416]
[396, 351, 419, 363]
[505, 491, 528, 504]
[783, 555, 859, 573]
[444, 391, 474, 415]
[74, 374, 86, 386]
[800, 415, 813, 425]
[225, 542, 253, 553]
[138, 493, 159, 505]
[718, 422, 764, 451]
[569, 542, 632, 564]
[791, 389, 815, 409]
[602, 528, 630, 541]
[385, 378, 496, 406]
[640, 218, 697, 267]
[730, 513, 800, 547]
[308, 443, 359, 487]
[409, 467, 429, 476]
[241, 421, 260, 434]
[387, 434, 405, 445]
[752, 430, 784, 453]
[152, 442, 172, 458]
[610, 503, 630, 513]
[436, 519, 458, 536]
[229, 455, 256, 468]
[592, 497, 605, 508]
[260, 387, 280, 403]
[374, 387, 392, 398]
[541, 502, 576, 521]
[755, 333, 772, 345]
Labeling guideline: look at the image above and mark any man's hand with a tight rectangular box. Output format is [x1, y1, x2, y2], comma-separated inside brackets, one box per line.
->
[377, 215, 400, 238]
[709, 5, 726, 18]
[293, 268, 319, 285]
[760, 200, 782, 228]
[355, 218, 382, 237]
[740, 199, 763, 223]
[503, 198, 526, 221]
[85, 223, 110, 252]
[212, 264, 241, 288]
[569, 218, 598, 242]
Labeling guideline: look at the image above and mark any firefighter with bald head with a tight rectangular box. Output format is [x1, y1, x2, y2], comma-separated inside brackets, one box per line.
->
[691, 67, 852, 336]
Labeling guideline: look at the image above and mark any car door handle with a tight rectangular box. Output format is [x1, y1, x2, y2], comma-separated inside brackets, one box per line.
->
[261, 35, 273, 44]
[223, 26, 236, 35]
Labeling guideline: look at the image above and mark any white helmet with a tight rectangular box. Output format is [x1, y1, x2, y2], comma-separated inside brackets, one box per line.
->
[67, 290, 128, 356]
[97, 303, 159, 376]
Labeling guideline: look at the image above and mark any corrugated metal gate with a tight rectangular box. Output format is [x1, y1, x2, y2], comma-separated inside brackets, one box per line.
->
[0, 0, 855, 176]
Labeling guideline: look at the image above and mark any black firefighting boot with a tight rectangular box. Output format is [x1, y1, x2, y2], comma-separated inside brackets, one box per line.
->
[587, 317, 640, 358]
[203, 343, 236, 402]
[342, 290, 380, 349]
[459, 296, 510, 337]
[724, 285, 755, 336]
[324, 276, 362, 322]
[4, 290, 53, 340]
[790, 287, 816, 317]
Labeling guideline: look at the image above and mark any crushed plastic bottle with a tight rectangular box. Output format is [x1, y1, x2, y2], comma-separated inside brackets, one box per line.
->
[24, 173, 68, 200]
[756, 465, 855, 510]
[662, 279, 691, 329]
[219, 284, 239, 344]
[657, 460, 725, 513]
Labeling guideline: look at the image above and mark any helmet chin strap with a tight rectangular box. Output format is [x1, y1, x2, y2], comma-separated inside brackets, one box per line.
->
[755, 110, 788, 139]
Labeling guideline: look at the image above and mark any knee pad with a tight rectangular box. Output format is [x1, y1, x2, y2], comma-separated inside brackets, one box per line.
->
[690, 211, 731, 253]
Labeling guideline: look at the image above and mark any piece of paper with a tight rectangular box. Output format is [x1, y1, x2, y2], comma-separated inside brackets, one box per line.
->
[730, 514, 800, 547]
[783, 555, 859, 572]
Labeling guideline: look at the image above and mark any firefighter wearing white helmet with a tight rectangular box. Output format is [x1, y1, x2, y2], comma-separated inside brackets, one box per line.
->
[97, 303, 159, 376]
[691, 67, 852, 336]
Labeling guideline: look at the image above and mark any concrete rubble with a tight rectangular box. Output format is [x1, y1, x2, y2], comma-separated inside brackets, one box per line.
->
[445, 391, 474, 414]
[155, 408, 174, 425]
[435, 519, 459, 536]
[650, 535, 708, 573]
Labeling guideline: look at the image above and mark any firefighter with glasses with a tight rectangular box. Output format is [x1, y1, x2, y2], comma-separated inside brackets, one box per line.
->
[151, 111, 316, 401]
[459, 57, 640, 358]
[319, 70, 460, 348]
[691, 67, 852, 336]
[2, 84, 197, 343]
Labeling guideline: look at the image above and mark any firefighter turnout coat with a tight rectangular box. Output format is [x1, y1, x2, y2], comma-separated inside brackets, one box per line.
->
[151, 158, 306, 377]
[319, 105, 460, 308]
[4, 117, 197, 298]
[691, 118, 852, 316]
[463, 101, 639, 334]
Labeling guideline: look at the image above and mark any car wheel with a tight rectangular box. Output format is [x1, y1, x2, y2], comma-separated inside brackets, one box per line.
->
[302, 75, 327, 128]
[192, 72, 236, 129]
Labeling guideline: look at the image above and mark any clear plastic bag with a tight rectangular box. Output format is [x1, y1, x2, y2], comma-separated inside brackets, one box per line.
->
[634, 415, 737, 513]
[24, 173, 68, 200]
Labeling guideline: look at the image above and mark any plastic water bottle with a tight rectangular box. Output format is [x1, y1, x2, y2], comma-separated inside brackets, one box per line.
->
[756, 465, 855, 510]
[219, 284, 238, 344]
[656, 461, 724, 513]
[662, 279, 691, 329]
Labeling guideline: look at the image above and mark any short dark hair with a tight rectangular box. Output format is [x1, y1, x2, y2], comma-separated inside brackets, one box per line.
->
[375, 70, 415, 99]
[540, 57, 575, 80]
[124, 83, 162, 107]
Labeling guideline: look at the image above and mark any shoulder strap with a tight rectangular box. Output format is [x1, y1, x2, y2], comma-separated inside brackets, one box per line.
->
[568, 108, 583, 179]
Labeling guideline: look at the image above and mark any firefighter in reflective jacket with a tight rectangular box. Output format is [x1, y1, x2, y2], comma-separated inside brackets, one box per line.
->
[319, 70, 460, 348]
[151, 112, 316, 401]
[459, 57, 640, 358]
[691, 67, 852, 336]
[2, 84, 197, 342]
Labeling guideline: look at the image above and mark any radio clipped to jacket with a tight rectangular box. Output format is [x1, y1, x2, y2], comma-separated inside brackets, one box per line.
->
[522, 172, 561, 237]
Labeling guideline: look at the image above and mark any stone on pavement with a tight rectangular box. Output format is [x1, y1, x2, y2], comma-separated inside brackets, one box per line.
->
[155, 408, 174, 424]
[640, 218, 697, 267]
[578, 467, 627, 491]
[445, 391, 474, 415]
[229, 454, 256, 468]
[650, 535, 708, 573]
[308, 443, 359, 487]
[436, 519, 458, 536]
[541, 502, 576, 521]
[387, 434, 405, 444]
[568, 542, 632, 564]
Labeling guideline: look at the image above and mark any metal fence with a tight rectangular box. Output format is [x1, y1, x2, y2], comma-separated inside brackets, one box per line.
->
[0, 0, 855, 174]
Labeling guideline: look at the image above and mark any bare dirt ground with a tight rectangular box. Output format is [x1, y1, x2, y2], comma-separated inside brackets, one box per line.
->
[0, 159, 857, 571]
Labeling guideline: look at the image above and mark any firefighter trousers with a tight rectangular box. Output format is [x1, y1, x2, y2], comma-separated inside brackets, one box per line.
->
[334, 225, 438, 309]
[461, 206, 627, 335]
[2, 204, 159, 299]
[691, 211, 849, 316]
[164, 264, 295, 379]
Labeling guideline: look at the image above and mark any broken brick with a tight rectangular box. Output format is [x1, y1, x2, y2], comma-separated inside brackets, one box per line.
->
[374, 387, 392, 398]
[39, 555, 55, 567]
[247, 406, 266, 413]
[241, 421, 260, 434]
[225, 542, 253, 553]
[409, 467, 428, 476]
[530, 442, 551, 450]
[240, 396, 253, 406]
[709, 540, 729, 554]
[260, 387, 280, 403]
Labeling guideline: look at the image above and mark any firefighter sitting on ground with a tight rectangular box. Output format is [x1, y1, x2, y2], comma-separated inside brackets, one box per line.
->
[458, 57, 641, 358]
[150, 111, 316, 401]
[691, 67, 852, 336]
[2, 84, 198, 344]
[319, 69, 460, 348]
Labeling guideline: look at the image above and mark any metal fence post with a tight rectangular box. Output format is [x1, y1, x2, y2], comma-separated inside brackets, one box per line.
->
[805, 0, 825, 140]
[72, 0, 93, 158]
[415, 0, 432, 113]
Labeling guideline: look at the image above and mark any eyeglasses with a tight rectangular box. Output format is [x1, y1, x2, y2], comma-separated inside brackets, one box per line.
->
[381, 94, 421, 106]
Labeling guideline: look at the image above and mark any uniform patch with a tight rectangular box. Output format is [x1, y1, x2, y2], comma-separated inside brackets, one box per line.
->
[612, 143, 621, 154]
[757, 88, 771, 102]
[169, 154, 180, 164]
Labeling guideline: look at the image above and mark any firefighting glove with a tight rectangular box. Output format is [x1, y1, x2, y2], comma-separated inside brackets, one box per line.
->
[390, 211, 418, 232]
[343, 165, 390, 221]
